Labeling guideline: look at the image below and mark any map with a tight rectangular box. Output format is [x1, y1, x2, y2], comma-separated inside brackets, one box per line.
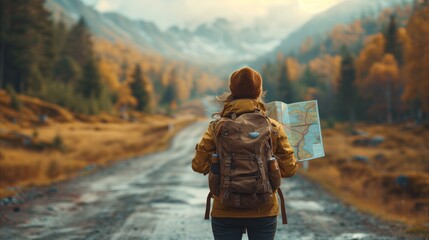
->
[266, 100, 325, 162]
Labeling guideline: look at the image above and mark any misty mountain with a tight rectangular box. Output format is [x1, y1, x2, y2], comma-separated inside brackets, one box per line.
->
[250, 0, 412, 68]
[45, 0, 279, 67]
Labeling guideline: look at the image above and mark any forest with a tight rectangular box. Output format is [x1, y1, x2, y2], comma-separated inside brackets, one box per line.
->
[260, 1, 429, 125]
[0, 0, 221, 117]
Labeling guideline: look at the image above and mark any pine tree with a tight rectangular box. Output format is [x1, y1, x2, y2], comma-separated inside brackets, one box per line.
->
[336, 46, 357, 124]
[162, 80, 178, 107]
[65, 17, 93, 67]
[300, 66, 319, 88]
[78, 59, 102, 99]
[1, 0, 54, 92]
[384, 15, 403, 66]
[260, 62, 276, 102]
[130, 64, 151, 112]
[53, 17, 68, 61]
[277, 61, 294, 103]
[54, 56, 81, 84]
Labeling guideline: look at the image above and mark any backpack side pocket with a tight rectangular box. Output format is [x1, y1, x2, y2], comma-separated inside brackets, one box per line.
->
[268, 158, 281, 190]
[208, 172, 220, 196]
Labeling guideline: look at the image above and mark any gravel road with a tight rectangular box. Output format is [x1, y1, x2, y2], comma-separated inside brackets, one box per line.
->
[0, 121, 421, 240]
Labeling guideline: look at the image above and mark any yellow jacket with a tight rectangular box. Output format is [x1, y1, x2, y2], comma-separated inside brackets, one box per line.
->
[192, 99, 298, 218]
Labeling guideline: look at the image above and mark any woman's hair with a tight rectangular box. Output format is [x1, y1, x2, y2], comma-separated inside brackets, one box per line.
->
[211, 91, 266, 118]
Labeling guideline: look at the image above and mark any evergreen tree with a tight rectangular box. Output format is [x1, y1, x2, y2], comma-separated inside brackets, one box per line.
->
[384, 15, 403, 66]
[1, 0, 54, 92]
[54, 56, 81, 84]
[277, 61, 294, 103]
[336, 46, 357, 124]
[300, 66, 319, 88]
[65, 17, 93, 67]
[130, 64, 151, 112]
[162, 81, 177, 107]
[260, 62, 276, 102]
[78, 59, 102, 99]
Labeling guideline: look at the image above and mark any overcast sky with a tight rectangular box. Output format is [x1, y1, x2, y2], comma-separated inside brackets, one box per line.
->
[82, 0, 346, 38]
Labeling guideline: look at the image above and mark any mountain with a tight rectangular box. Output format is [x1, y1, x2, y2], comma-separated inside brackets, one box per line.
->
[250, 0, 413, 67]
[45, 0, 279, 67]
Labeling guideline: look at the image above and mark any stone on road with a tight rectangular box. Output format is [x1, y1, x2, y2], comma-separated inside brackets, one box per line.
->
[0, 121, 418, 240]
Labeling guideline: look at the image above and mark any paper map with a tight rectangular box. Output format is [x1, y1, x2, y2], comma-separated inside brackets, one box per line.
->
[266, 100, 325, 162]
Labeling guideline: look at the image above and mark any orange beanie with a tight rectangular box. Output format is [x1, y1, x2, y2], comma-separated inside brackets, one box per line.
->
[229, 67, 262, 99]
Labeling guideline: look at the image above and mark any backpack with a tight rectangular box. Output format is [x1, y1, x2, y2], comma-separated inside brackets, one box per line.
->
[205, 110, 288, 224]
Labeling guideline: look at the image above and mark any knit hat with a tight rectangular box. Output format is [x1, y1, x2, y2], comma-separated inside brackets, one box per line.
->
[229, 67, 262, 99]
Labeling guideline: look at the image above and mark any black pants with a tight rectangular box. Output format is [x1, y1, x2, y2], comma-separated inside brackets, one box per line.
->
[211, 216, 277, 240]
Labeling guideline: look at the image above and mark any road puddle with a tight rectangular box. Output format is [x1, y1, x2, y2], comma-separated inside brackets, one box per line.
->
[288, 200, 325, 211]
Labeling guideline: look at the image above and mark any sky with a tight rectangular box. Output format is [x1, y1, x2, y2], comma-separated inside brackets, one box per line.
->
[82, 0, 346, 38]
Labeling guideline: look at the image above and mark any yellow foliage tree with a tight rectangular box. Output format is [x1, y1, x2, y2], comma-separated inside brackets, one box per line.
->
[285, 57, 302, 82]
[402, 4, 429, 113]
[362, 54, 401, 122]
[355, 33, 386, 85]
[309, 54, 341, 92]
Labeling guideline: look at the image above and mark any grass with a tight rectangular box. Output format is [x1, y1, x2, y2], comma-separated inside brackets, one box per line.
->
[300, 123, 429, 236]
[0, 90, 198, 198]
[0, 116, 196, 198]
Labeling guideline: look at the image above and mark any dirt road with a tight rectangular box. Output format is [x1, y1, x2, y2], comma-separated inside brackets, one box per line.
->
[0, 121, 420, 240]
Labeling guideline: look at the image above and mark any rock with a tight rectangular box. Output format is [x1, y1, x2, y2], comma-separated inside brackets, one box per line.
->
[352, 155, 369, 164]
[352, 137, 371, 146]
[370, 136, 385, 146]
[350, 129, 368, 136]
[47, 187, 58, 194]
[374, 153, 386, 161]
[353, 135, 385, 147]
[47, 206, 56, 212]
[395, 175, 408, 188]
[83, 164, 97, 172]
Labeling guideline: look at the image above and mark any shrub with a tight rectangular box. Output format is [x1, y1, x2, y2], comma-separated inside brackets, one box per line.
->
[52, 134, 65, 151]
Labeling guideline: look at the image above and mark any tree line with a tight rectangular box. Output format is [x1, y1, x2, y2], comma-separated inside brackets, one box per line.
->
[260, 1, 428, 124]
[0, 0, 221, 116]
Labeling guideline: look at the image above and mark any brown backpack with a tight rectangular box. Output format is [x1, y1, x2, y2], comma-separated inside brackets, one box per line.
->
[205, 110, 288, 224]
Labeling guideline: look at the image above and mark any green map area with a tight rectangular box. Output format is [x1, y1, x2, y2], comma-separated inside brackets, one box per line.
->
[266, 100, 325, 162]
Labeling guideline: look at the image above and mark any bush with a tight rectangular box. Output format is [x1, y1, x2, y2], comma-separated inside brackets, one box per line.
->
[52, 134, 65, 151]
[6, 85, 22, 111]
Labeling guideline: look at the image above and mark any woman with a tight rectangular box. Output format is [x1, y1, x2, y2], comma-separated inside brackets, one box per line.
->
[192, 67, 298, 240]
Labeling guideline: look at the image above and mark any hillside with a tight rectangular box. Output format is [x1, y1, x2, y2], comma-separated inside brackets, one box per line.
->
[251, 0, 412, 67]
[45, 0, 279, 67]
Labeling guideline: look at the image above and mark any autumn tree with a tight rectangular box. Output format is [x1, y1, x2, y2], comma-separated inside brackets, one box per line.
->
[402, 2, 429, 119]
[116, 82, 137, 119]
[365, 54, 401, 122]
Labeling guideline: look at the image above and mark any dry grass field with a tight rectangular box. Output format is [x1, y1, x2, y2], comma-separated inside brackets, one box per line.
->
[302, 123, 429, 233]
[0, 90, 197, 198]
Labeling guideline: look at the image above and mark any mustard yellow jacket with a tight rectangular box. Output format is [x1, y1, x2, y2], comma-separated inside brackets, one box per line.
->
[192, 99, 298, 218]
